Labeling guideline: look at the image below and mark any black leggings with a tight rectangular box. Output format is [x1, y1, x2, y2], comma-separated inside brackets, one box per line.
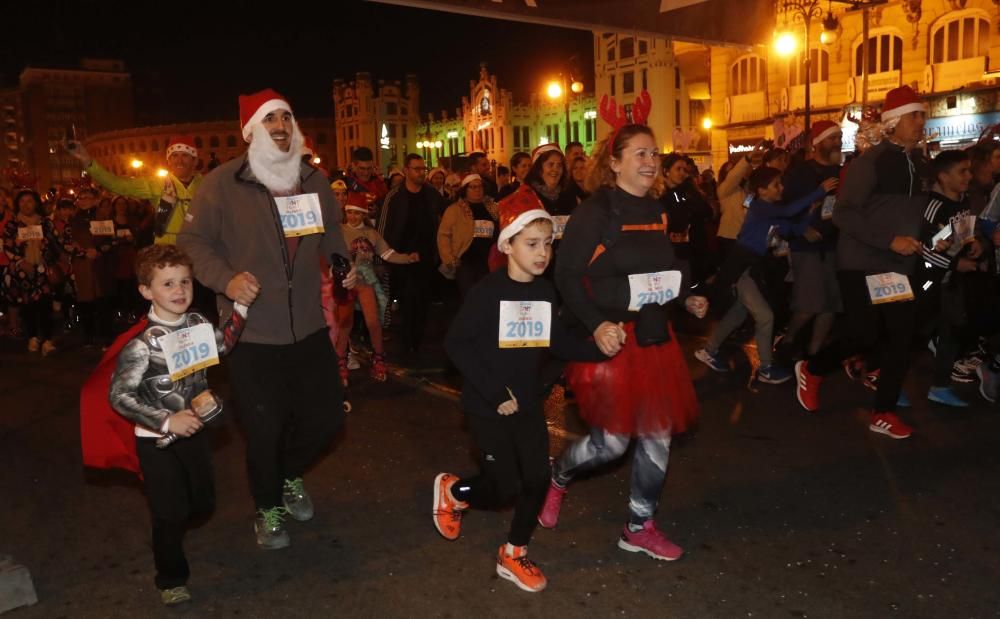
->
[807, 270, 917, 412]
[452, 412, 551, 547]
[21, 296, 53, 341]
[136, 432, 215, 590]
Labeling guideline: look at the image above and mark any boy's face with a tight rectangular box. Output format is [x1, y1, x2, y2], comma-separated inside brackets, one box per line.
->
[139, 264, 193, 321]
[759, 177, 783, 202]
[939, 160, 972, 195]
[503, 221, 553, 280]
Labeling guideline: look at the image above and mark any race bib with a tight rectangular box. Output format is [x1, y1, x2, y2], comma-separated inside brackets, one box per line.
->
[90, 220, 115, 236]
[473, 219, 495, 239]
[116, 228, 133, 239]
[498, 300, 552, 348]
[821, 195, 836, 220]
[159, 323, 220, 381]
[866, 272, 914, 305]
[774, 239, 790, 257]
[628, 270, 682, 311]
[17, 225, 43, 242]
[950, 214, 977, 245]
[669, 231, 690, 244]
[275, 193, 324, 237]
[552, 215, 570, 240]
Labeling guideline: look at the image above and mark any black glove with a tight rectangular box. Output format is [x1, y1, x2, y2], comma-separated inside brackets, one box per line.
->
[634, 303, 670, 347]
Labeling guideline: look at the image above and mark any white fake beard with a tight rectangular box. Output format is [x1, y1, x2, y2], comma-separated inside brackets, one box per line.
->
[247, 121, 305, 194]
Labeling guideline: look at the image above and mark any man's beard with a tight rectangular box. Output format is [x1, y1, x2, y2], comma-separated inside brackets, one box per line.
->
[247, 121, 305, 194]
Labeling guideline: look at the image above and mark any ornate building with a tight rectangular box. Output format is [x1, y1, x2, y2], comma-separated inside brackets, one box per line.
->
[84, 118, 336, 177]
[334, 65, 599, 173]
[708, 0, 1000, 164]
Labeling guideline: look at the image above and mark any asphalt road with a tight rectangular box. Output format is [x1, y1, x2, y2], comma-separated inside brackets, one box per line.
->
[2, 331, 999, 618]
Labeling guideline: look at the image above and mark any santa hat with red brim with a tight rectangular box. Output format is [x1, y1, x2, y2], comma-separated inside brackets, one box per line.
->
[239, 88, 292, 142]
[497, 185, 553, 248]
[881, 86, 926, 123]
[166, 135, 197, 158]
[810, 120, 841, 145]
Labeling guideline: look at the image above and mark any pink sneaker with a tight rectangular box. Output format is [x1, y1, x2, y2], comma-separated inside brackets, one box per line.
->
[536, 481, 567, 529]
[617, 520, 683, 561]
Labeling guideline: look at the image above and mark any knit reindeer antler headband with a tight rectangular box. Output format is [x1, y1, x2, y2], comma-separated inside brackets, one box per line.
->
[599, 90, 652, 156]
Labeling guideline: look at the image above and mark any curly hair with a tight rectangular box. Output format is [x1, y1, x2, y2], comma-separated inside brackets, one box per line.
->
[584, 124, 656, 194]
[135, 244, 194, 286]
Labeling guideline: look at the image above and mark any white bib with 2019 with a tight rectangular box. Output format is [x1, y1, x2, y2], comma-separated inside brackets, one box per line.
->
[159, 323, 220, 381]
[17, 225, 43, 242]
[498, 300, 551, 348]
[275, 193, 324, 237]
[90, 220, 115, 236]
[628, 271, 682, 311]
[865, 272, 914, 304]
[473, 220, 495, 239]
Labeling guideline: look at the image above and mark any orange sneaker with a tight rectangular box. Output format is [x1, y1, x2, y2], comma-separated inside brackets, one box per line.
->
[432, 473, 467, 540]
[496, 544, 547, 592]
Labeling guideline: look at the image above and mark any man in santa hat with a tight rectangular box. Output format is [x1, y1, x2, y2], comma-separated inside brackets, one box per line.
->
[776, 120, 844, 363]
[178, 88, 355, 549]
[66, 135, 202, 246]
[794, 85, 929, 440]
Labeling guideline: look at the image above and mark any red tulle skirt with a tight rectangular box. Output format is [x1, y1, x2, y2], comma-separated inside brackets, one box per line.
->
[565, 322, 699, 437]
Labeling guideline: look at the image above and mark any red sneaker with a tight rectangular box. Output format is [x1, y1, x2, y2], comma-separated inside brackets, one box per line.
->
[869, 411, 912, 439]
[795, 360, 822, 412]
[862, 369, 880, 392]
[432, 473, 468, 540]
[617, 520, 683, 561]
[370, 353, 387, 382]
[537, 481, 567, 529]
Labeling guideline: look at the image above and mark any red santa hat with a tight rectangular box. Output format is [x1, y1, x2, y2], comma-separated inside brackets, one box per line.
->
[810, 120, 841, 145]
[531, 143, 562, 164]
[239, 88, 292, 142]
[497, 186, 553, 248]
[344, 192, 369, 213]
[880, 86, 926, 123]
[166, 136, 197, 158]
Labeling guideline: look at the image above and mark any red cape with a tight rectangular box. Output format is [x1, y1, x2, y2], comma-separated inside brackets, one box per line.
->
[79, 318, 148, 476]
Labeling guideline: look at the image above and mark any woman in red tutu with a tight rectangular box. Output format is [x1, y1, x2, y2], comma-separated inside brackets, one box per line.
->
[537, 98, 708, 561]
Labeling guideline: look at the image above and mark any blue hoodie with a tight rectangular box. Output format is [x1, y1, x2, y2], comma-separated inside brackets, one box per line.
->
[736, 186, 827, 256]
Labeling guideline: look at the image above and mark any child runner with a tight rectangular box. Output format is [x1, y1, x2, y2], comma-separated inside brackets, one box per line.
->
[432, 199, 617, 592]
[334, 192, 418, 384]
[695, 167, 837, 382]
[106, 245, 249, 606]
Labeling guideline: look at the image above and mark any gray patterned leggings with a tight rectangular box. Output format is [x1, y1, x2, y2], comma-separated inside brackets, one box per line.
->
[552, 427, 672, 526]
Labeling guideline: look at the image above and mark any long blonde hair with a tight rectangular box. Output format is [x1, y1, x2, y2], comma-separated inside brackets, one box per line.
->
[584, 124, 657, 195]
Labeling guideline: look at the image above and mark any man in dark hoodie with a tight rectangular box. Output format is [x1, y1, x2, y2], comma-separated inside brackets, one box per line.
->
[794, 86, 930, 440]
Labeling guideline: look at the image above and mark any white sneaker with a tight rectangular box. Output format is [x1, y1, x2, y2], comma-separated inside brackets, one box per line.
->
[346, 351, 361, 370]
[27, 337, 40, 352]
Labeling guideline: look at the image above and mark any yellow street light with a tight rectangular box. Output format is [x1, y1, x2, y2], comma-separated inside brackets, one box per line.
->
[156, 168, 168, 178]
[130, 158, 143, 169]
[416, 140, 425, 148]
[313, 156, 322, 165]
[546, 81, 563, 100]
[434, 140, 443, 148]
[775, 31, 798, 57]
[571, 81, 584, 94]
[702, 117, 713, 130]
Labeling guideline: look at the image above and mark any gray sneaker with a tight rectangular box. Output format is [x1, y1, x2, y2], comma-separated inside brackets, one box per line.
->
[160, 586, 191, 606]
[254, 507, 290, 549]
[282, 477, 314, 522]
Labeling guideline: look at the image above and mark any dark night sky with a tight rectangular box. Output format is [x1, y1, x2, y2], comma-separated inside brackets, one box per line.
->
[3, 1, 594, 124]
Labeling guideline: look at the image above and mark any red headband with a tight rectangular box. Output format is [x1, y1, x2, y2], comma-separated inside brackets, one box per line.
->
[599, 90, 652, 156]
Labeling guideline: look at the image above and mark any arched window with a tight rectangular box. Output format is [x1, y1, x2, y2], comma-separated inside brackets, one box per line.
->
[194, 137, 203, 149]
[151, 140, 159, 152]
[620, 37, 635, 59]
[731, 55, 766, 95]
[138, 140, 146, 152]
[209, 136, 220, 148]
[226, 135, 237, 147]
[789, 49, 829, 86]
[854, 31, 903, 76]
[931, 12, 989, 63]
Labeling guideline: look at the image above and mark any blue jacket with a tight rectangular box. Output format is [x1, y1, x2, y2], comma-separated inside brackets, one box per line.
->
[736, 186, 826, 256]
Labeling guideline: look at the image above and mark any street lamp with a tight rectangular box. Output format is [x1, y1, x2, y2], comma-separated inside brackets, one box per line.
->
[130, 158, 143, 170]
[775, 0, 843, 142]
[545, 75, 584, 147]
[702, 117, 714, 130]
[156, 168, 168, 178]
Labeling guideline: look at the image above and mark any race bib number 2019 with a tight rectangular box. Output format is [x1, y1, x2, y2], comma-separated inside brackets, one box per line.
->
[865, 272, 914, 305]
[275, 193, 324, 237]
[498, 300, 552, 348]
[158, 323, 220, 381]
[628, 271, 682, 311]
